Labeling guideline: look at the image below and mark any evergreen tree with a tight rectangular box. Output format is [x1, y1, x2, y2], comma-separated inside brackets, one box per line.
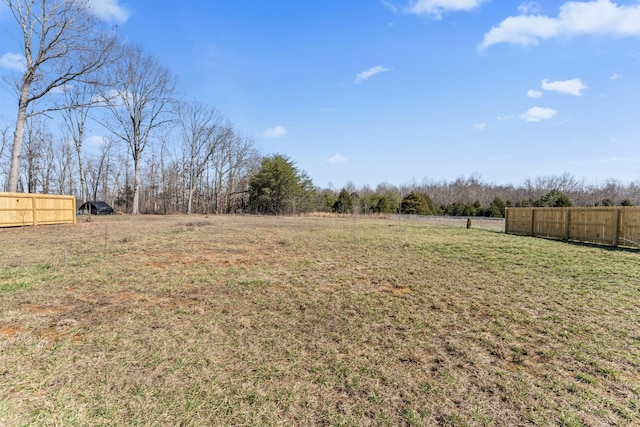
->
[488, 197, 506, 218]
[333, 188, 353, 213]
[535, 189, 573, 207]
[377, 191, 400, 213]
[248, 154, 315, 215]
[323, 193, 338, 212]
[400, 192, 434, 215]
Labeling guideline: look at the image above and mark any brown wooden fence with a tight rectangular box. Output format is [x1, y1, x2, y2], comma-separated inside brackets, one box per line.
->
[0, 192, 76, 227]
[505, 207, 640, 248]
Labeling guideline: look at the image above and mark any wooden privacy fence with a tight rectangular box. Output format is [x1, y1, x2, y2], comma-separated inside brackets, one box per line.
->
[505, 207, 640, 248]
[0, 192, 76, 227]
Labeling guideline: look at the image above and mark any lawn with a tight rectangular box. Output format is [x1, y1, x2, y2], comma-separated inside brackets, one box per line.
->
[0, 215, 638, 426]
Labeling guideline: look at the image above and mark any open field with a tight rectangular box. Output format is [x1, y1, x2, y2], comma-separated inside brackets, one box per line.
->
[391, 215, 505, 232]
[1, 215, 638, 426]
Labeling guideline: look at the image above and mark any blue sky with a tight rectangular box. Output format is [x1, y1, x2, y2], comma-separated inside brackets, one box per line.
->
[1, 0, 640, 189]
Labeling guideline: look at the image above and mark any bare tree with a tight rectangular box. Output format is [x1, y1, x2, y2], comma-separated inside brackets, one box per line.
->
[142, 148, 162, 213]
[209, 124, 241, 213]
[58, 80, 102, 203]
[176, 100, 226, 214]
[21, 117, 52, 193]
[98, 44, 175, 214]
[157, 135, 178, 213]
[85, 137, 114, 201]
[220, 134, 258, 213]
[99, 136, 116, 202]
[0, 124, 10, 189]
[0, 124, 8, 162]
[110, 150, 131, 212]
[53, 136, 75, 195]
[161, 154, 182, 213]
[3, 0, 117, 192]
[211, 126, 239, 213]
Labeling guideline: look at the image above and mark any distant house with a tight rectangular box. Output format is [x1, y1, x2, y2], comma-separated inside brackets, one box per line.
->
[78, 201, 114, 215]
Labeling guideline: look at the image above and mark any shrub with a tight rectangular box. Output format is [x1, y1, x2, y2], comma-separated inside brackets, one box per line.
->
[400, 192, 435, 215]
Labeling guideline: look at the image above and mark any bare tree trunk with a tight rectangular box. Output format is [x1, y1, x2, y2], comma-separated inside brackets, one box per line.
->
[132, 152, 141, 215]
[8, 97, 28, 192]
[187, 186, 195, 214]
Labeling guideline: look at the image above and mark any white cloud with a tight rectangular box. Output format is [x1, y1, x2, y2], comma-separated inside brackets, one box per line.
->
[328, 154, 347, 164]
[91, 92, 111, 107]
[497, 114, 514, 121]
[85, 135, 108, 147]
[87, 0, 131, 24]
[518, 2, 542, 15]
[0, 52, 26, 71]
[382, 0, 400, 13]
[480, 0, 640, 49]
[473, 123, 486, 131]
[527, 89, 543, 98]
[405, 0, 487, 19]
[355, 66, 391, 84]
[261, 126, 287, 139]
[92, 88, 133, 107]
[541, 78, 587, 96]
[600, 157, 623, 163]
[610, 72, 622, 80]
[519, 106, 558, 122]
[49, 84, 71, 95]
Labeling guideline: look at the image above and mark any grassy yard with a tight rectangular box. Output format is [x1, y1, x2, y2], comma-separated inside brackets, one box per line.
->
[0, 215, 638, 426]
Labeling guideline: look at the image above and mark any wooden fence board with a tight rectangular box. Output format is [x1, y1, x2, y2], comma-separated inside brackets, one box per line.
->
[505, 207, 640, 249]
[618, 209, 640, 247]
[0, 192, 76, 227]
[505, 208, 533, 235]
[532, 208, 567, 240]
[568, 209, 617, 245]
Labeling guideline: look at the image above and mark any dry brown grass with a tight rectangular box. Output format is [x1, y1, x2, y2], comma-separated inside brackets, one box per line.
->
[0, 215, 638, 426]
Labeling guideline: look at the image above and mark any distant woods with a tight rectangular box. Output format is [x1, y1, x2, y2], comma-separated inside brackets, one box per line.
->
[0, 0, 258, 215]
[319, 174, 638, 218]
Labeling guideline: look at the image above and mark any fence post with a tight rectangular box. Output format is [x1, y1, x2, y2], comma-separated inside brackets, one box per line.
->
[613, 208, 621, 247]
[504, 208, 509, 233]
[31, 194, 37, 226]
[530, 208, 535, 237]
[564, 208, 571, 241]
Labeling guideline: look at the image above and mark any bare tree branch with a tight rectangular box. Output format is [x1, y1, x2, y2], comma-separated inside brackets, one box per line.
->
[4, 0, 118, 192]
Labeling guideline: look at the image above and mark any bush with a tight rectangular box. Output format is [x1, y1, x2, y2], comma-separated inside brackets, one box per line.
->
[400, 192, 435, 215]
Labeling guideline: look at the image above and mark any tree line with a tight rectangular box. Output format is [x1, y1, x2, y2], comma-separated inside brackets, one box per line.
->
[318, 173, 640, 218]
[2, 1, 638, 217]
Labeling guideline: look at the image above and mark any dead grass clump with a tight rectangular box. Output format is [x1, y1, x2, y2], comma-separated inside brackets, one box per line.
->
[182, 220, 211, 228]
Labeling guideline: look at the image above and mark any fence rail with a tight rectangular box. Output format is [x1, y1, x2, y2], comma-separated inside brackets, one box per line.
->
[505, 207, 640, 248]
[0, 192, 76, 227]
